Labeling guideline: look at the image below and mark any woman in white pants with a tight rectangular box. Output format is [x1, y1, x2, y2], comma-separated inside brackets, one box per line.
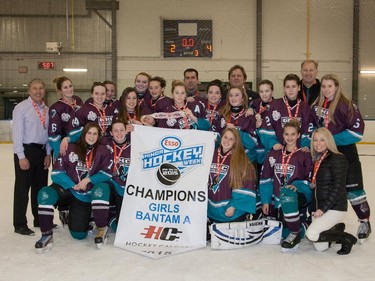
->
[306, 127, 357, 255]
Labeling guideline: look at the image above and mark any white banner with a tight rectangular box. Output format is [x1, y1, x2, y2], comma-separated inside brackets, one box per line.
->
[114, 125, 216, 259]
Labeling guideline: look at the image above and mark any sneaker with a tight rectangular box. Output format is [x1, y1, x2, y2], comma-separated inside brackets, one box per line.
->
[357, 220, 371, 243]
[35, 234, 53, 253]
[281, 231, 301, 252]
[59, 210, 69, 227]
[15, 226, 35, 236]
[94, 227, 109, 249]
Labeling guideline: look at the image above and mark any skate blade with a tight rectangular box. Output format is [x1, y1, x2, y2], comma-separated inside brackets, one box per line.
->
[281, 244, 299, 253]
[36, 243, 53, 253]
[358, 238, 368, 245]
[95, 237, 108, 249]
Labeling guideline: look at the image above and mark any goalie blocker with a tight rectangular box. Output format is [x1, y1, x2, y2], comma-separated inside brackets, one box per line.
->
[210, 218, 282, 250]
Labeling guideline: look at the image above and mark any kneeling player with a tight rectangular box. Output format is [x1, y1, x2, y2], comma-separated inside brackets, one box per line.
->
[35, 122, 111, 252]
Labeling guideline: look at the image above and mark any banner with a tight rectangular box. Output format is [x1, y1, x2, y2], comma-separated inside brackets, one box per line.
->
[114, 125, 216, 259]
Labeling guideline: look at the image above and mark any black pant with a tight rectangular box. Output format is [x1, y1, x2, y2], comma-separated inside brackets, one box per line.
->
[13, 144, 48, 229]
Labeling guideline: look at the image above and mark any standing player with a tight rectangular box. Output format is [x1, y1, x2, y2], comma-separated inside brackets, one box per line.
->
[202, 79, 226, 127]
[258, 74, 315, 152]
[60, 82, 118, 155]
[211, 86, 257, 162]
[157, 80, 209, 130]
[49, 76, 83, 158]
[312, 73, 371, 242]
[34, 122, 111, 252]
[249, 79, 275, 165]
[260, 120, 313, 252]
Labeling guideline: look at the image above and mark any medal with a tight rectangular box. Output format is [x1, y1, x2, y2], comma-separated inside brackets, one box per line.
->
[310, 183, 316, 189]
[212, 175, 218, 186]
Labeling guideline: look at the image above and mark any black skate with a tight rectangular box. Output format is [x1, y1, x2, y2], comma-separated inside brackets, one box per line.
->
[357, 220, 371, 244]
[35, 234, 53, 253]
[59, 210, 69, 227]
[281, 231, 301, 253]
[94, 227, 109, 249]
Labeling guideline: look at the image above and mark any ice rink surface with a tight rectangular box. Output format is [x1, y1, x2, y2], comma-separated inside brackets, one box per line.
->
[1, 144, 374, 281]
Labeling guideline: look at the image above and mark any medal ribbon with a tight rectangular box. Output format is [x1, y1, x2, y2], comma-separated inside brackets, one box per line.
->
[113, 142, 127, 173]
[90, 103, 106, 133]
[31, 99, 47, 128]
[216, 148, 232, 181]
[61, 98, 78, 110]
[281, 146, 298, 182]
[284, 97, 301, 120]
[174, 103, 189, 129]
[207, 103, 218, 125]
[227, 109, 245, 126]
[127, 112, 137, 124]
[311, 150, 329, 187]
[322, 98, 330, 128]
[85, 149, 94, 172]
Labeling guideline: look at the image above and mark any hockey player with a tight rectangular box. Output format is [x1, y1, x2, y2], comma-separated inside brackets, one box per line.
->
[115, 87, 146, 125]
[249, 79, 275, 165]
[312, 73, 371, 243]
[60, 82, 118, 155]
[258, 74, 315, 152]
[34, 122, 111, 252]
[260, 120, 313, 252]
[85, 80, 120, 110]
[202, 80, 226, 127]
[207, 127, 257, 224]
[211, 86, 257, 162]
[306, 127, 357, 255]
[157, 80, 209, 130]
[91, 120, 133, 248]
[48, 76, 83, 159]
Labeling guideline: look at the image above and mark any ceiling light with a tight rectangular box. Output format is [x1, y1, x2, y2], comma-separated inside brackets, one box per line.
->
[63, 68, 88, 72]
[360, 70, 375, 74]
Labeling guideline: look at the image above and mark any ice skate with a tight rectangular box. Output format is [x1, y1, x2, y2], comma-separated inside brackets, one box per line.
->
[59, 210, 69, 227]
[95, 227, 109, 249]
[357, 220, 371, 244]
[35, 234, 53, 253]
[281, 231, 301, 253]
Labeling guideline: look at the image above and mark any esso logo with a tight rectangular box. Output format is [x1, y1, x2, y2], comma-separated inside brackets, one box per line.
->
[161, 136, 181, 150]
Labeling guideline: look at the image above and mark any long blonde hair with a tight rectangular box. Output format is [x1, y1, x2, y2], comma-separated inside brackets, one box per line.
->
[221, 127, 256, 189]
[314, 74, 354, 125]
[310, 127, 341, 160]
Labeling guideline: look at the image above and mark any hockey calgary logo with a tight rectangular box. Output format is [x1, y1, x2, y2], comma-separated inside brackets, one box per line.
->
[140, 136, 205, 186]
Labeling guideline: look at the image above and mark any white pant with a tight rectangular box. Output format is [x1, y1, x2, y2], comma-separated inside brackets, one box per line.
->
[306, 210, 346, 252]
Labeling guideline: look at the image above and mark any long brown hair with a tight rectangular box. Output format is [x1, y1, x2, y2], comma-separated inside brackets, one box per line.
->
[314, 74, 354, 125]
[220, 86, 248, 121]
[117, 87, 142, 123]
[221, 127, 256, 189]
[74, 122, 102, 162]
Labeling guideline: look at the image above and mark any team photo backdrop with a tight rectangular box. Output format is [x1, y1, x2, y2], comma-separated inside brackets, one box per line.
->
[114, 125, 216, 259]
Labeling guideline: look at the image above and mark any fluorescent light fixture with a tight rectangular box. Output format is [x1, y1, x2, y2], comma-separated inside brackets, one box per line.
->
[360, 70, 375, 74]
[63, 68, 88, 72]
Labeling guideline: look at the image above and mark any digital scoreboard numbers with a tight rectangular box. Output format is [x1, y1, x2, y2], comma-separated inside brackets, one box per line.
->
[163, 20, 212, 58]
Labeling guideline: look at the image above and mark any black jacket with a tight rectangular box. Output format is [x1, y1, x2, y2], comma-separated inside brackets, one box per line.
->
[298, 79, 321, 106]
[311, 151, 348, 213]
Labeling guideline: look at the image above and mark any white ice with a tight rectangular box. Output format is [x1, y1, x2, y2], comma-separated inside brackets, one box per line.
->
[0, 144, 374, 281]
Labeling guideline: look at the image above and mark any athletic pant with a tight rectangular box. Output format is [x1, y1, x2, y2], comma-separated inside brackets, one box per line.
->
[13, 144, 48, 229]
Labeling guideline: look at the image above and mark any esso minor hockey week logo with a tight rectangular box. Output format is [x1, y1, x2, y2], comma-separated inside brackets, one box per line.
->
[141, 136, 205, 186]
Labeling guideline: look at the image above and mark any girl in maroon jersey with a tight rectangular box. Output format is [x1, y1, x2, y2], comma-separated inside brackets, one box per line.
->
[157, 80, 209, 130]
[48, 76, 83, 158]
